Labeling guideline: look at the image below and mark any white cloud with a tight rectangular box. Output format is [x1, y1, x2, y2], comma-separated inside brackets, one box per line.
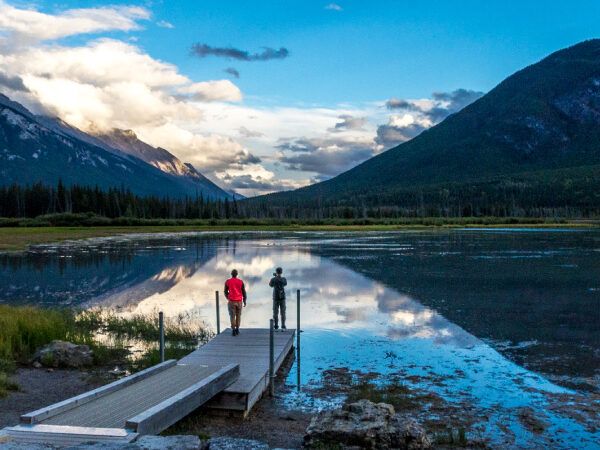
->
[2, 39, 201, 130]
[0, 2, 149, 44]
[156, 20, 174, 29]
[177, 80, 242, 102]
[325, 3, 343, 11]
[0, 2, 483, 198]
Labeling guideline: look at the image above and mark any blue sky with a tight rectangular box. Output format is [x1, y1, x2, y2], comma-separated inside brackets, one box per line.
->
[52, 0, 600, 104]
[1, 1, 599, 195]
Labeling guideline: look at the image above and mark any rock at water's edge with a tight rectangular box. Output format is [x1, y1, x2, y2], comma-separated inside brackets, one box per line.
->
[31, 340, 94, 368]
[303, 399, 431, 449]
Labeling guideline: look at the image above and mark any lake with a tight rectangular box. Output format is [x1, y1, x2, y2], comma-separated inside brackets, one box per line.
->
[1, 229, 599, 447]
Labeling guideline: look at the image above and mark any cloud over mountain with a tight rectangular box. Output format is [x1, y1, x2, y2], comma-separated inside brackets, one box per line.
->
[328, 114, 366, 132]
[0, 1, 485, 197]
[277, 135, 378, 177]
[377, 89, 484, 147]
[0, 71, 28, 92]
[0, 2, 269, 194]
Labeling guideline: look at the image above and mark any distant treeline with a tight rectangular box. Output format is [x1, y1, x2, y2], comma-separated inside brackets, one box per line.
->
[1, 174, 599, 223]
[249, 166, 600, 219]
[0, 181, 237, 220]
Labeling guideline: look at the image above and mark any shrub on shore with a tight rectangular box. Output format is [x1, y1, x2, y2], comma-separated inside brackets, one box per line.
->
[0, 212, 573, 228]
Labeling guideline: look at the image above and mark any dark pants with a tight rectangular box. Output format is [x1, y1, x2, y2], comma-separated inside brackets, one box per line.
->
[273, 299, 286, 327]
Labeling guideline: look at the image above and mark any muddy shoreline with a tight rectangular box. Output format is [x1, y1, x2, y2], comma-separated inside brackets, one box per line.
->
[0, 368, 101, 429]
[2, 360, 599, 449]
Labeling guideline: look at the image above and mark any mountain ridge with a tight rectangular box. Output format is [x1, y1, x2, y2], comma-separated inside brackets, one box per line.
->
[90, 128, 234, 200]
[252, 39, 600, 213]
[0, 94, 232, 200]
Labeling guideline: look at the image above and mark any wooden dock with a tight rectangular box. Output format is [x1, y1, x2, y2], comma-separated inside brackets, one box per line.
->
[2, 327, 296, 445]
[181, 328, 296, 416]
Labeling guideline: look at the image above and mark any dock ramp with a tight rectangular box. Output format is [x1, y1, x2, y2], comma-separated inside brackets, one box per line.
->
[4, 360, 238, 446]
[3, 327, 296, 445]
[181, 328, 295, 416]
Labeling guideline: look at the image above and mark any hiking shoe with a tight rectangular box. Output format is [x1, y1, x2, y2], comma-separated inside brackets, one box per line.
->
[282, 325, 287, 330]
[236, 328, 240, 335]
[232, 329, 236, 336]
[274, 325, 279, 330]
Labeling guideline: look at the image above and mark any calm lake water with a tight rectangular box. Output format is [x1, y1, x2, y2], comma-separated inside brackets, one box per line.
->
[1, 230, 599, 447]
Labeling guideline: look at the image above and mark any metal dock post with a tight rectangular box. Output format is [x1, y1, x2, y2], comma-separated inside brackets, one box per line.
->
[159, 311, 165, 363]
[297, 289, 301, 391]
[215, 291, 220, 334]
[269, 319, 275, 396]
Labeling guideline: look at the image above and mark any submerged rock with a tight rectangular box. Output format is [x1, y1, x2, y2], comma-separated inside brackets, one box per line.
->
[203, 436, 269, 449]
[516, 406, 548, 434]
[130, 435, 202, 449]
[31, 340, 94, 368]
[303, 399, 431, 449]
[66, 435, 201, 449]
[0, 435, 276, 449]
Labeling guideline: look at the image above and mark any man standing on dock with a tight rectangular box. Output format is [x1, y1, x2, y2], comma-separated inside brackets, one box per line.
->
[225, 269, 247, 336]
[269, 267, 287, 330]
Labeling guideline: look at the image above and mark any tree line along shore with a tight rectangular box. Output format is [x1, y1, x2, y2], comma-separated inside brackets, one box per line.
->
[1, 179, 599, 222]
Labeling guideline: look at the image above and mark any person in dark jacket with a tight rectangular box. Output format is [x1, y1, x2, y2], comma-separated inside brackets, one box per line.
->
[269, 267, 287, 330]
[225, 269, 247, 336]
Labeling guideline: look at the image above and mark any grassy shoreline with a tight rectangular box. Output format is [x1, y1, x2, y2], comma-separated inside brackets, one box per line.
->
[0, 305, 208, 396]
[0, 219, 597, 252]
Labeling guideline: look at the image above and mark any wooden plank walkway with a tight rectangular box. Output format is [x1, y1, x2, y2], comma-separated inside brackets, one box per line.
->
[41, 364, 229, 429]
[2, 327, 294, 445]
[180, 328, 296, 416]
[5, 361, 238, 445]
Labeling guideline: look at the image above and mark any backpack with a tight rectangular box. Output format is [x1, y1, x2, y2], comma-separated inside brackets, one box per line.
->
[273, 278, 286, 300]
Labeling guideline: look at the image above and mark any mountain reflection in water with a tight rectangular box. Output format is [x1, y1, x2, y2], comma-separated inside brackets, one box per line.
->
[1, 231, 599, 447]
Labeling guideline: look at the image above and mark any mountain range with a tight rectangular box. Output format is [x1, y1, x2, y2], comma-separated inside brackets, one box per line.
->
[2, 40, 600, 214]
[0, 94, 232, 200]
[255, 39, 600, 214]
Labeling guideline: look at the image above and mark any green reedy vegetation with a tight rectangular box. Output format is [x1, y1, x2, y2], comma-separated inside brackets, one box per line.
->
[0, 305, 91, 363]
[0, 305, 209, 396]
[0, 213, 578, 228]
[78, 309, 208, 343]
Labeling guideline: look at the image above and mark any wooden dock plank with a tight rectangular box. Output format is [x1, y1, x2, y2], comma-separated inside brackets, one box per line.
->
[21, 360, 177, 425]
[4, 425, 138, 446]
[5, 327, 293, 445]
[41, 364, 233, 429]
[180, 328, 295, 414]
[126, 364, 239, 435]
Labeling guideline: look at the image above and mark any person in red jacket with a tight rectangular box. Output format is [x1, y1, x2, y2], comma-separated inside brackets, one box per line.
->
[224, 269, 247, 336]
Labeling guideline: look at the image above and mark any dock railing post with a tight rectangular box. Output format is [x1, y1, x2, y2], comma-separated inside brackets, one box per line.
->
[269, 318, 275, 397]
[297, 289, 301, 391]
[215, 290, 220, 334]
[159, 311, 165, 363]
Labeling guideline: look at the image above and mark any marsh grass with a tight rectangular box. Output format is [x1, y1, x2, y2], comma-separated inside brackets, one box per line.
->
[0, 305, 210, 396]
[130, 343, 198, 372]
[0, 305, 93, 363]
[433, 427, 468, 447]
[0, 372, 19, 397]
[346, 380, 423, 411]
[78, 309, 211, 343]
